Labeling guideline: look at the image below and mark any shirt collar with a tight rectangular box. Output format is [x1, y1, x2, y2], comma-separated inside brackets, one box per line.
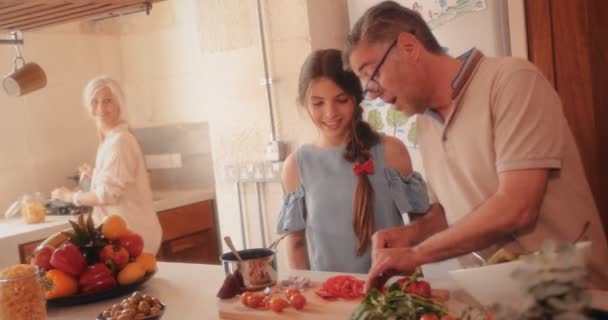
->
[424, 48, 484, 127]
[451, 48, 483, 99]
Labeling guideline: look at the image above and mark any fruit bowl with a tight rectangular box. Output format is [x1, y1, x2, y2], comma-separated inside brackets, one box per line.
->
[46, 270, 156, 307]
[33, 214, 158, 307]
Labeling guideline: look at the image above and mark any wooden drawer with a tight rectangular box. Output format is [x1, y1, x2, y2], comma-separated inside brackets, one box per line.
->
[160, 229, 220, 264]
[157, 200, 214, 241]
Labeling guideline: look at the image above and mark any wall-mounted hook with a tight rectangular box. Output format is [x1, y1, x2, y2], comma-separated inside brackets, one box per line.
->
[144, 1, 152, 15]
[0, 31, 24, 46]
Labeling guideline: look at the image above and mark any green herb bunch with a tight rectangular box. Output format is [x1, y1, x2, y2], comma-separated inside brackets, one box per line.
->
[351, 282, 449, 320]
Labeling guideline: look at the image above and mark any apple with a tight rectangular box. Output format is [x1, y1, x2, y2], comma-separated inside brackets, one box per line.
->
[118, 232, 144, 258]
[31, 245, 54, 270]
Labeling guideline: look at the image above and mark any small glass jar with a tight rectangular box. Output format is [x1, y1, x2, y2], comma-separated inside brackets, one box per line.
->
[0, 264, 46, 320]
[21, 193, 46, 224]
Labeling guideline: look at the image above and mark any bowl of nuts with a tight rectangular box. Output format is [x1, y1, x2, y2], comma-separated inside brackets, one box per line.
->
[96, 291, 165, 320]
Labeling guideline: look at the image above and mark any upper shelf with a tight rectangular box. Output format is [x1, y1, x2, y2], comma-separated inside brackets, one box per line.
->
[0, 0, 163, 32]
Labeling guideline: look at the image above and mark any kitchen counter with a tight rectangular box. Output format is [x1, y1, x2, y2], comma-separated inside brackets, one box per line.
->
[0, 188, 215, 267]
[45, 263, 608, 320]
[47, 262, 226, 320]
[44, 263, 462, 320]
[152, 188, 215, 212]
[0, 215, 74, 268]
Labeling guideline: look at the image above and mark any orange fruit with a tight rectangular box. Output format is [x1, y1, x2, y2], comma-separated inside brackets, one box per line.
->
[134, 252, 157, 272]
[117, 262, 146, 286]
[101, 215, 128, 240]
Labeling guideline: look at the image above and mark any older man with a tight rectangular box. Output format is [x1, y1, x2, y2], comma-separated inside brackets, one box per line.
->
[343, 0, 608, 290]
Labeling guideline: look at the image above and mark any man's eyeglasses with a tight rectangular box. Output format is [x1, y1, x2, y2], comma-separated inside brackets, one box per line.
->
[363, 38, 398, 100]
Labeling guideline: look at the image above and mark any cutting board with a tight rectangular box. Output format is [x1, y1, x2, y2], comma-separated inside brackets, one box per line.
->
[217, 282, 362, 320]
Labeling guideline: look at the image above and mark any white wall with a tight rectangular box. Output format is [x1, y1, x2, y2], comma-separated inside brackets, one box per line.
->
[0, 22, 112, 218]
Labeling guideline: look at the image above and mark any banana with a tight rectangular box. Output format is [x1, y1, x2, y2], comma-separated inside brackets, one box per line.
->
[36, 228, 73, 251]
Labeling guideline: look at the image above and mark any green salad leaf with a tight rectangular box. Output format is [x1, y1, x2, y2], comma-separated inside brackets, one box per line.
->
[351, 283, 449, 320]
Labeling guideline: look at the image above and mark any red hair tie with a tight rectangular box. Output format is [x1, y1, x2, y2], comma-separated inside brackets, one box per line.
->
[353, 160, 374, 176]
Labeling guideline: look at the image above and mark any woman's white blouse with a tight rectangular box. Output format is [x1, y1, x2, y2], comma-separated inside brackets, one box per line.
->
[90, 123, 162, 254]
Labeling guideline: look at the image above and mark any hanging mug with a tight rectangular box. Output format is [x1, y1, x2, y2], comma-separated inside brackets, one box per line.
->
[2, 57, 47, 96]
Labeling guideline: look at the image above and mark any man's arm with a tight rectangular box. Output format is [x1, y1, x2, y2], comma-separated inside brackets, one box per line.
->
[366, 169, 548, 291]
[413, 169, 548, 263]
[372, 203, 448, 251]
[407, 203, 448, 245]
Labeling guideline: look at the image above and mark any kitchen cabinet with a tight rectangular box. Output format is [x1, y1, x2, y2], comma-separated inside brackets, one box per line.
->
[156, 200, 220, 264]
[18, 239, 44, 264]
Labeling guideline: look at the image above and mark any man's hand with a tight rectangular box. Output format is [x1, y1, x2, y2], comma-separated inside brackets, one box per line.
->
[365, 246, 421, 293]
[371, 225, 414, 251]
[366, 226, 422, 293]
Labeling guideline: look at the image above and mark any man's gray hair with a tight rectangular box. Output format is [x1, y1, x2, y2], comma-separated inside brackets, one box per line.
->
[343, 0, 442, 70]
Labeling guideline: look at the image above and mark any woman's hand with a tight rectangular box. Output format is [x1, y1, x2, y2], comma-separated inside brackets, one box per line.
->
[51, 187, 74, 203]
[78, 163, 93, 180]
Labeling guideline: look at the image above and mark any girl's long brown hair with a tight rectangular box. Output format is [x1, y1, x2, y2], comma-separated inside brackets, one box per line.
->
[297, 49, 380, 256]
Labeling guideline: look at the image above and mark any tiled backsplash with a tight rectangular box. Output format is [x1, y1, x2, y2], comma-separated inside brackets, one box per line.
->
[133, 122, 214, 191]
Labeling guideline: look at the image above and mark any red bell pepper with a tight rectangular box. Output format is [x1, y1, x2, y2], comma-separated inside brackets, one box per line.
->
[79, 263, 117, 294]
[49, 243, 87, 277]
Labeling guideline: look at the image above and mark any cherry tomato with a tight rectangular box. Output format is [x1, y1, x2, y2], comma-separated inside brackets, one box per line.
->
[246, 293, 264, 308]
[405, 280, 432, 298]
[285, 287, 301, 299]
[395, 276, 411, 287]
[420, 315, 439, 320]
[289, 293, 306, 310]
[269, 297, 288, 312]
[418, 280, 432, 298]
[261, 295, 272, 309]
[441, 316, 457, 320]
[240, 292, 252, 306]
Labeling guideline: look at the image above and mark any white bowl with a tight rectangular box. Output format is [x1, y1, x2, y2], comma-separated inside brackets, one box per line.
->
[448, 241, 592, 307]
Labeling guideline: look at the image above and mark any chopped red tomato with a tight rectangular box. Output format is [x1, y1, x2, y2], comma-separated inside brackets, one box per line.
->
[315, 275, 365, 299]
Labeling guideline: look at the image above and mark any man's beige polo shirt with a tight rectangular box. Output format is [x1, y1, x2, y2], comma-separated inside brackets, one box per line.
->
[417, 52, 608, 289]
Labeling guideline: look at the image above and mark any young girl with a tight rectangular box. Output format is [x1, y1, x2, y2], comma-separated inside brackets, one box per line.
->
[276, 49, 429, 273]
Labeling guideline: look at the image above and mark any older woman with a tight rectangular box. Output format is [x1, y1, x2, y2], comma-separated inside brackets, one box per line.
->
[51, 76, 162, 254]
